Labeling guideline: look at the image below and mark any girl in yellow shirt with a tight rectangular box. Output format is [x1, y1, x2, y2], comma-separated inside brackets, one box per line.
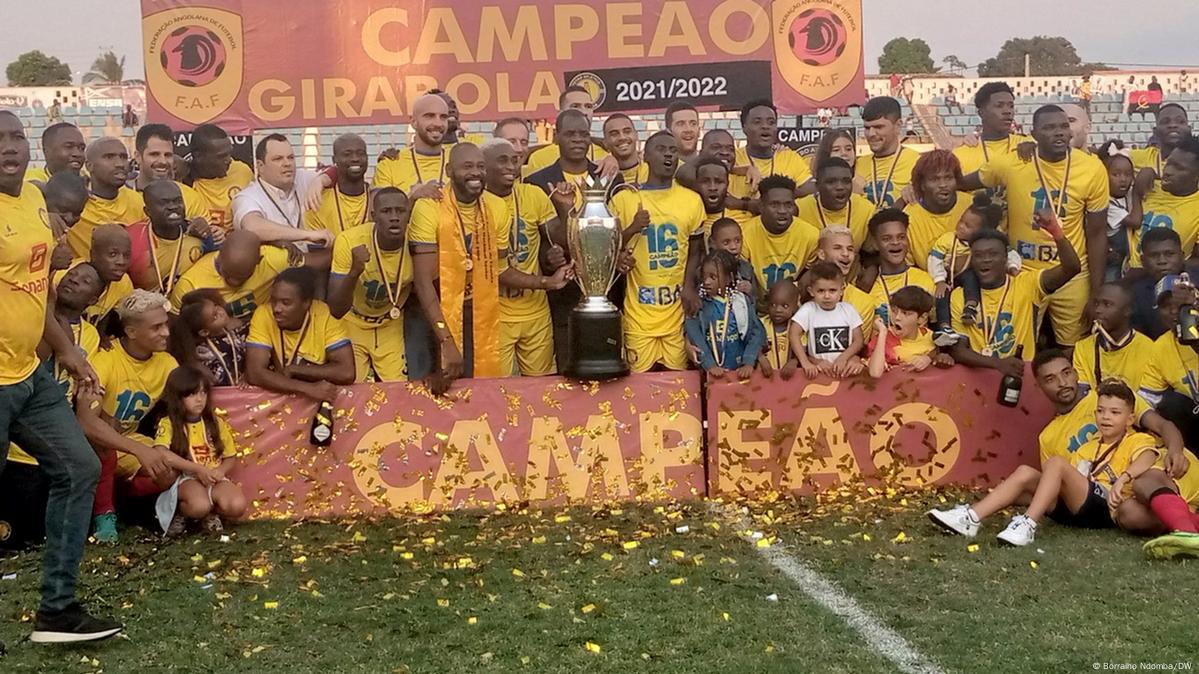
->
[153, 365, 247, 536]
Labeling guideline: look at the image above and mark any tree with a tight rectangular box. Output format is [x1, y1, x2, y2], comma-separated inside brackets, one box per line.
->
[83, 51, 124, 85]
[878, 38, 937, 74]
[6, 50, 71, 86]
[978, 36, 1105, 77]
[942, 55, 969, 74]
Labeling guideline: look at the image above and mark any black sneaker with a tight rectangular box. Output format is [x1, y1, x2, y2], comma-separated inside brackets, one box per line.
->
[30, 603, 122, 643]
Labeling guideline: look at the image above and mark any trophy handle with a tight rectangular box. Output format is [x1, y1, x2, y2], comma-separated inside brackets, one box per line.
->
[603, 183, 642, 295]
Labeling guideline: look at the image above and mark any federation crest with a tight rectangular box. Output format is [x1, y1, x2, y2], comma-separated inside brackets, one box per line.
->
[568, 72, 607, 109]
[772, 0, 862, 103]
[144, 7, 244, 125]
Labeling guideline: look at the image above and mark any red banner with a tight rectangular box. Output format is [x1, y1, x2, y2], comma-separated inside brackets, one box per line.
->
[140, 0, 865, 132]
[1127, 89, 1163, 114]
[216, 372, 704, 518]
[706, 366, 1056, 496]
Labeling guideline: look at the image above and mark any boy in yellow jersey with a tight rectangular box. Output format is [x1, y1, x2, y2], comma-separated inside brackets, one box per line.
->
[797, 158, 874, 248]
[75, 290, 180, 543]
[866, 286, 949, 378]
[1072, 284, 1155, 388]
[170, 230, 292, 321]
[741, 175, 821, 294]
[1128, 134, 1199, 267]
[70, 137, 144, 259]
[305, 134, 371, 237]
[758, 279, 800, 379]
[246, 267, 355, 400]
[724, 99, 814, 222]
[959, 104, 1110, 347]
[856, 97, 919, 209]
[126, 181, 204, 293]
[524, 85, 611, 175]
[187, 124, 254, 235]
[867, 209, 935, 326]
[0, 111, 127, 641]
[75, 224, 134, 325]
[1130, 103, 1191, 192]
[610, 131, 705, 373]
[374, 94, 454, 199]
[132, 124, 217, 241]
[952, 82, 1034, 176]
[25, 122, 85, 186]
[904, 150, 972, 267]
[949, 223, 1080, 377]
[327, 188, 413, 381]
[483, 138, 572, 376]
[929, 376, 1186, 546]
[603, 114, 648, 186]
[813, 226, 877, 340]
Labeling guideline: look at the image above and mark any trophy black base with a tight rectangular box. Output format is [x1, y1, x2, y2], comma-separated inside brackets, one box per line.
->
[565, 306, 628, 380]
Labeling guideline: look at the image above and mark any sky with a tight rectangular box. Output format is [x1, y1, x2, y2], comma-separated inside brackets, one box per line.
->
[1, 0, 1197, 83]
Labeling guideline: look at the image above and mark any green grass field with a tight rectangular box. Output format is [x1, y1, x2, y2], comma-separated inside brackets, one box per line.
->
[2, 487, 1197, 673]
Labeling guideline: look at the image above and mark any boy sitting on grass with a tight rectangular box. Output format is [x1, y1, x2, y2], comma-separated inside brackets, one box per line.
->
[928, 380, 1163, 547]
[867, 286, 953, 378]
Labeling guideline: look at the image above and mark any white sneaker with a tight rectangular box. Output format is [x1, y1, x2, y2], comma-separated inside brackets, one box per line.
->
[927, 505, 980, 537]
[996, 515, 1037, 546]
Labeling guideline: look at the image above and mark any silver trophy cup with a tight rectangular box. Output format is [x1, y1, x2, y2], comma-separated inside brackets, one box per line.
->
[564, 183, 629, 379]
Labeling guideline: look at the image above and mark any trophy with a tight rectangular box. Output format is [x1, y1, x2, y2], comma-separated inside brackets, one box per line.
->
[564, 179, 630, 380]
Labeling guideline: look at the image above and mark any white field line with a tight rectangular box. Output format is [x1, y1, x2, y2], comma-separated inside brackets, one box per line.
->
[712, 503, 947, 674]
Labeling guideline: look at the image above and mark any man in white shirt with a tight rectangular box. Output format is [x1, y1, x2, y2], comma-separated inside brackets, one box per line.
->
[232, 133, 331, 250]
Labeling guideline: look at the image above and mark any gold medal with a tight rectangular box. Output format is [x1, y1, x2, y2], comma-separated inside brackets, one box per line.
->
[464, 258, 474, 271]
[980, 346, 993, 357]
[389, 307, 401, 320]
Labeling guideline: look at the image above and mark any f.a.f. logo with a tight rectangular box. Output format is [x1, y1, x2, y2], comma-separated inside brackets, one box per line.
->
[771, 0, 862, 102]
[143, 7, 244, 125]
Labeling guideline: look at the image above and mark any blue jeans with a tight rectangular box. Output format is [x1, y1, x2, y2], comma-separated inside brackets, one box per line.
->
[0, 363, 99, 613]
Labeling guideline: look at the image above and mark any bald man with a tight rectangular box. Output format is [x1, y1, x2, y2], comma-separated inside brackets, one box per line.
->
[77, 223, 134, 325]
[1059, 102, 1092, 151]
[70, 137, 145, 258]
[305, 133, 371, 237]
[374, 94, 452, 199]
[170, 229, 293, 320]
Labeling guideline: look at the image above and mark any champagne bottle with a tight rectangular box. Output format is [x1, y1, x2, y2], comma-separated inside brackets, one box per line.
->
[1177, 273, 1199, 345]
[310, 399, 335, 446]
[997, 346, 1024, 407]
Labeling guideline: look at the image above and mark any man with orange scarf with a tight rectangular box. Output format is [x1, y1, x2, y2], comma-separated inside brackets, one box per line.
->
[411, 143, 572, 391]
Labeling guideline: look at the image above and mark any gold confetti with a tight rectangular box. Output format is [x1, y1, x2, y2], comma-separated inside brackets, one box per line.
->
[584, 642, 602, 654]
[670, 577, 686, 586]
[437, 598, 450, 608]
[722, 612, 730, 621]
[263, 601, 278, 610]
[1029, 560, 1039, 569]
[467, 616, 478, 625]
[891, 532, 907, 544]
[967, 544, 980, 553]
[554, 514, 572, 523]
[622, 541, 639, 550]
[400, 552, 414, 560]
[537, 602, 553, 610]
[292, 556, 307, 565]
[532, 535, 547, 544]
[251, 567, 267, 578]
[670, 550, 685, 559]
[511, 568, 526, 578]
[581, 603, 596, 614]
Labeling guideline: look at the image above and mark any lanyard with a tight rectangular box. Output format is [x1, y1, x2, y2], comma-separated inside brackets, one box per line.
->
[768, 325, 785, 370]
[205, 330, 239, 384]
[1033, 149, 1072, 220]
[334, 183, 370, 232]
[816, 197, 851, 229]
[54, 320, 82, 385]
[411, 148, 446, 185]
[370, 228, 406, 317]
[707, 297, 733, 367]
[279, 311, 311, 368]
[879, 268, 909, 318]
[257, 179, 299, 226]
[979, 135, 1012, 163]
[982, 279, 1012, 355]
[452, 200, 479, 271]
[1089, 434, 1127, 480]
[147, 227, 186, 295]
[1092, 323, 1134, 384]
[870, 147, 904, 208]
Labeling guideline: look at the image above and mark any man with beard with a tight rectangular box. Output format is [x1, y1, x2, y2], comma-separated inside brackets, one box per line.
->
[305, 134, 371, 237]
[665, 102, 702, 162]
[131, 124, 216, 243]
[856, 97, 919, 209]
[904, 150, 972, 268]
[1128, 134, 1199, 268]
[127, 181, 204, 294]
[69, 138, 143, 258]
[603, 114, 646, 186]
[610, 131, 705, 373]
[958, 105, 1109, 349]
[187, 124, 254, 233]
[1132, 103, 1191, 190]
[483, 139, 572, 376]
[429, 89, 485, 147]
[26, 122, 85, 185]
[797, 158, 874, 248]
[374, 94, 454, 199]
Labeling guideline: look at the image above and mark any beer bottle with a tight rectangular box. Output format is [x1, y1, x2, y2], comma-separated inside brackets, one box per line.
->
[310, 399, 335, 446]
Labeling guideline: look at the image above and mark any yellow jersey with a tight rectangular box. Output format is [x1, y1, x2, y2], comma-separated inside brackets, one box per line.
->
[304, 186, 369, 236]
[524, 143, 610, 176]
[24, 166, 49, 184]
[953, 134, 1034, 176]
[83, 273, 134, 325]
[844, 284, 879, 341]
[374, 148, 449, 193]
[929, 231, 971, 280]
[1038, 387, 1153, 464]
[729, 147, 813, 202]
[796, 194, 874, 248]
[1140, 331, 1199, 402]
[702, 208, 756, 237]
[741, 217, 821, 292]
[496, 184, 557, 323]
[71, 187, 144, 259]
[170, 245, 290, 322]
[1131, 146, 1164, 192]
[0, 185, 54, 385]
[610, 185, 705, 336]
[618, 162, 650, 187]
[173, 181, 209, 222]
[870, 266, 936, 325]
[408, 192, 511, 249]
[950, 270, 1045, 360]
[761, 321, 792, 369]
[904, 197, 972, 271]
[330, 223, 413, 330]
[980, 149, 1109, 270]
[246, 299, 350, 367]
[1072, 330, 1155, 389]
[1128, 189, 1199, 268]
[855, 147, 919, 209]
[126, 222, 204, 293]
[91, 342, 178, 436]
[1075, 431, 1160, 490]
[154, 415, 238, 468]
[191, 161, 253, 232]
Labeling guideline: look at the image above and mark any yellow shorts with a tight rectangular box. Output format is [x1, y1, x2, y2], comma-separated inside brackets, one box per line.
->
[1172, 449, 1199, 506]
[499, 318, 556, 376]
[347, 319, 408, 382]
[116, 432, 154, 479]
[1040, 271, 1090, 346]
[625, 331, 688, 373]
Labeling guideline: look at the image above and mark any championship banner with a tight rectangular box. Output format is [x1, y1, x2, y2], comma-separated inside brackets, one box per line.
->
[140, 0, 864, 132]
[216, 372, 704, 518]
[776, 126, 854, 159]
[707, 367, 1056, 497]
